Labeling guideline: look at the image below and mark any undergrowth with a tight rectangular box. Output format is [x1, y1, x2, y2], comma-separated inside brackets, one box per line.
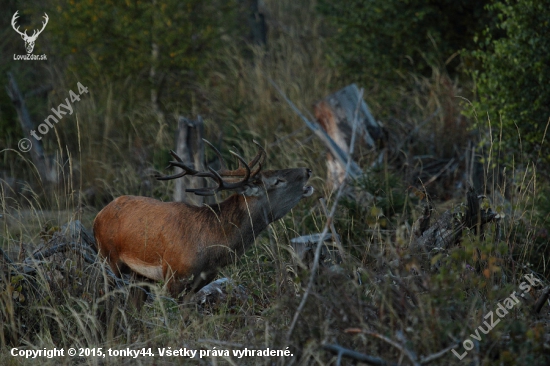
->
[1, 0, 549, 365]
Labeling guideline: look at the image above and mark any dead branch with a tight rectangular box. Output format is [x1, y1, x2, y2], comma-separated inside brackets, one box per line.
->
[0, 246, 15, 265]
[410, 187, 499, 253]
[290, 232, 342, 270]
[534, 287, 550, 314]
[322, 343, 398, 366]
[363, 330, 419, 366]
[419, 343, 460, 364]
[319, 197, 344, 258]
[27, 242, 96, 266]
[192, 277, 246, 306]
[61, 220, 96, 250]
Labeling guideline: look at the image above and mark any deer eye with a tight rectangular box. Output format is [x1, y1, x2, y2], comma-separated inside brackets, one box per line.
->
[274, 178, 285, 186]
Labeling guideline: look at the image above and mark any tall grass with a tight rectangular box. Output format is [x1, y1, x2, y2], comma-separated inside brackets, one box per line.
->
[1, 0, 549, 365]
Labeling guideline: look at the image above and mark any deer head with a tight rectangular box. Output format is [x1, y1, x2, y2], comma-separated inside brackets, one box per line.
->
[155, 139, 314, 224]
[11, 11, 49, 54]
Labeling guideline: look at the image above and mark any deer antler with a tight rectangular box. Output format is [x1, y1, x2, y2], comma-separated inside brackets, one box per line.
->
[11, 11, 48, 39]
[155, 139, 266, 196]
[33, 13, 49, 39]
[11, 11, 27, 37]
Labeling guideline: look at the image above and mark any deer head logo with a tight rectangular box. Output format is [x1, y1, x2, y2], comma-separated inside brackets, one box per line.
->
[11, 11, 49, 54]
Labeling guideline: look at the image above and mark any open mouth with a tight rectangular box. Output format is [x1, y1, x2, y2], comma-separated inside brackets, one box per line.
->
[302, 185, 314, 197]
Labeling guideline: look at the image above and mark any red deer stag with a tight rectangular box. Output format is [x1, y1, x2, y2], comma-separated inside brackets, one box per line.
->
[93, 140, 313, 298]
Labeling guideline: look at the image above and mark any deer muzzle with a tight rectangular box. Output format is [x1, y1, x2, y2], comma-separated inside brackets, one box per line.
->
[302, 168, 314, 197]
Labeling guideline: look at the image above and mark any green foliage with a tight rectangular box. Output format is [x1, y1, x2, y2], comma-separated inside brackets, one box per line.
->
[337, 166, 414, 262]
[29, 0, 245, 104]
[472, 0, 550, 163]
[356, 167, 410, 219]
[317, 0, 490, 85]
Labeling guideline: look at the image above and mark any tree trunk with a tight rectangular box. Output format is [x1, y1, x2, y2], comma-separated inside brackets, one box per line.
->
[314, 84, 383, 189]
[6, 72, 57, 184]
[173, 116, 205, 205]
[247, 0, 267, 46]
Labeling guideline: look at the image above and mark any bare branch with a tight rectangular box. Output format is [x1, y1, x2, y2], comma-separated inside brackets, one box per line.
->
[534, 286, 550, 314]
[363, 330, 419, 366]
[0, 247, 15, 265]
[322, 344, 398, 366]
[419, 343, 460, 364]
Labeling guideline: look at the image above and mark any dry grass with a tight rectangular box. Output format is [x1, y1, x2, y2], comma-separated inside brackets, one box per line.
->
[1, 0, 549, 365]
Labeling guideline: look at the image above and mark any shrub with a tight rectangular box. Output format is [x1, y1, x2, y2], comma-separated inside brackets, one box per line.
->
[317, 0, 490, 85]
[472, 0, 550, 164]
[25, 0, 246, 108]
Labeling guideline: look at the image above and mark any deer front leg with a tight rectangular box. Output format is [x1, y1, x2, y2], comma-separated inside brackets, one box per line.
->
[191, 270, 218, 292]
[166, 270, 218, 300]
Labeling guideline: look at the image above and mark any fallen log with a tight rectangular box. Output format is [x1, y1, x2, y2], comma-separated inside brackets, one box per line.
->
[192, 277, 247, 306]
[410, 187, 500, 253]
[290, 233, 342, 270]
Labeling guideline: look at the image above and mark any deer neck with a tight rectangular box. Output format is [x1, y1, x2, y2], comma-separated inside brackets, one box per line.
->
[203, 194, 270, 254]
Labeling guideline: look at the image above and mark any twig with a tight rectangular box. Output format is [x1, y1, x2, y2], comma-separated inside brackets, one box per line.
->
[419, 343, 460, 364]
[534, 286, 550, 314]
[268, 78, 363, 179]
[363, 330, 420, 366]
[322, 344, 397, 366]
[319, 197, 345, 259]
[422, 158, 456, 187]
[286, 88, 364, 342]
[0, 246, 15, 265]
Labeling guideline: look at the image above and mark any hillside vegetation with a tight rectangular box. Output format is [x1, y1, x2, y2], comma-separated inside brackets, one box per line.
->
[1, 0, 549, 365]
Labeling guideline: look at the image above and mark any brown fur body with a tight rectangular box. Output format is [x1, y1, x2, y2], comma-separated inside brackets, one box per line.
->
[94, 168, 313, 297]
